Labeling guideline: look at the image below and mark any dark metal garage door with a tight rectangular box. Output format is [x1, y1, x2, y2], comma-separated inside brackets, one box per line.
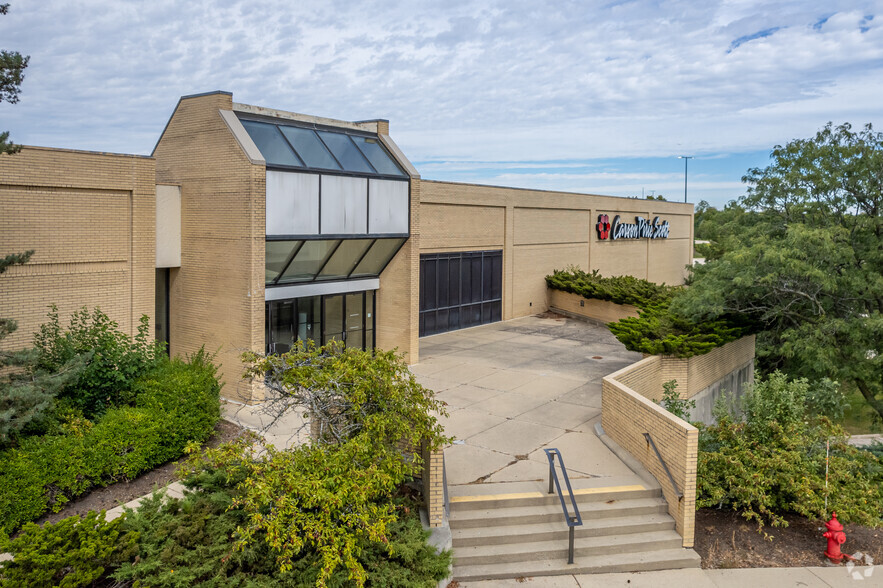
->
[419, 250, 502, 336]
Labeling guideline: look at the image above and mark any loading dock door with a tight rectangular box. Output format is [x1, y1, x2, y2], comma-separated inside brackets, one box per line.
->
[420, 250, 502, 336]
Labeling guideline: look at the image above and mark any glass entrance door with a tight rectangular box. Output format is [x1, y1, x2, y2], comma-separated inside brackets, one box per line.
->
[266, 291, 376, 353]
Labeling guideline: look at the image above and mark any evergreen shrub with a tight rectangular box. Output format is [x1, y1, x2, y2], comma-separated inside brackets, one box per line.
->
[546, 267, 747, 357]
[0, 511, 137, 588]
[0, 351, 221, 536]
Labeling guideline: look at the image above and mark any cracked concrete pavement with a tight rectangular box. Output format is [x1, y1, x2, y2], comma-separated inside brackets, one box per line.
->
[411, 314, 643, 487]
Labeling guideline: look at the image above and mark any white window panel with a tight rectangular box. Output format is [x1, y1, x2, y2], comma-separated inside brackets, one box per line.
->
[368, 179, 409, 234]
[321, 175, 368, 234]
[266, 171, 319, 236]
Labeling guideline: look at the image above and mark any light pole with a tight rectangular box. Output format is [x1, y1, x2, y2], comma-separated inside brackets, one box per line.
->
[678, 156, 693, 203]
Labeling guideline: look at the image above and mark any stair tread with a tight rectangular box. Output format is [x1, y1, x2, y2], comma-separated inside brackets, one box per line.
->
[452, 513, 676, 543]
[449, 496, 667, 521]
[454, 530, 683, 558]
[453, 547, 702, 580]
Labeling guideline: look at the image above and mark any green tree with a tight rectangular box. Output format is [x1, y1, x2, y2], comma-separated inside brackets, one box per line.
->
[674, 123, 883, 421]
[0, 3, 29, 154]
[209, 341, 451, 587]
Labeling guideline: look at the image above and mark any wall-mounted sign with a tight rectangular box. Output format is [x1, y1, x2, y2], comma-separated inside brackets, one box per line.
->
[597, 214, 669, 240]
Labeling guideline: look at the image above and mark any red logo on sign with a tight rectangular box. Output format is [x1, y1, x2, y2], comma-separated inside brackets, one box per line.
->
[596, 214, 611, 239]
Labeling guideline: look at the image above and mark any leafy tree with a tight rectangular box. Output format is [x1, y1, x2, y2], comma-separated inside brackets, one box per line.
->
[674, 123, 883, 422]
[0, 3, 29, 154]
[205, 341, 451, 587]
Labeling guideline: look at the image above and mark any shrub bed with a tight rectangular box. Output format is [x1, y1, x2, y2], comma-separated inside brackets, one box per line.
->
[546, 267, 748, 357]
[697, 372, 883, 530]
[0, 351, 221, 536]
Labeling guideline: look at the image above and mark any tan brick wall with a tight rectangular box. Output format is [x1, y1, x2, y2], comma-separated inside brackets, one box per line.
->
[683, 335, 755, 397]
[601, 335, 756, 547]
[0, 146, 155, 350]
[376, 177, 419, 363]
[153, 93, 266, 401]
[418, 180, 693, 324]
[548, 290, 640, 323]
[421, 443, 445, 527]
[602, 356, 698, 547]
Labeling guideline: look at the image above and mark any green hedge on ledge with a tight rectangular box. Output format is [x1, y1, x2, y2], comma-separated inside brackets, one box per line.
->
[546, 268, 747, 357]
[0, 351, 221, 536]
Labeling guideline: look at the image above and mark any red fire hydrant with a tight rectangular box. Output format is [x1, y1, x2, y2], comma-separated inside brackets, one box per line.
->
[823, 512, 846, 563]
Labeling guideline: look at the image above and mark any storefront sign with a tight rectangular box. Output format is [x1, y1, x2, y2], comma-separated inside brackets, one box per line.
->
[597, 214, 669, 240]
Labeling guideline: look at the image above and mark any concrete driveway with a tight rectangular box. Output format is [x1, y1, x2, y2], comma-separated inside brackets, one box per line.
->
[411, 313, 644, 488]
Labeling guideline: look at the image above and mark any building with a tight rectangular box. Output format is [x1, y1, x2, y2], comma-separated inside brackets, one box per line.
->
[1, 91, 694, 400]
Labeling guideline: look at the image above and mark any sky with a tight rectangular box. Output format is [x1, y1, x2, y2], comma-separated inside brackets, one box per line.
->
[2, 1, 882, 208]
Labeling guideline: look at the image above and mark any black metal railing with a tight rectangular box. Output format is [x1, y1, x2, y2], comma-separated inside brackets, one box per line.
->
[544, 448, 583, 564]
[642, 432, 683, 500]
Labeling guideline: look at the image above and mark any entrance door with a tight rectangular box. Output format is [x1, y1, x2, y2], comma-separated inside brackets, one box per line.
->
[419, 250, 502, 336]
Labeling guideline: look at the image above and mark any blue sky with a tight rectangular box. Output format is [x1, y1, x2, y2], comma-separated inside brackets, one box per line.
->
[2, 1, 882, 208]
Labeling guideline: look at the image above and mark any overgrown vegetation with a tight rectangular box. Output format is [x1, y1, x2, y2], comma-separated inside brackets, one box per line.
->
[235, 341, 450, 586]
[655, 379, 695, 421]
[0, 341, 452, 588]
[0, 464, 450, 588]
[0, 511, 138, 588]
[697, 372, 883, 530]
[545, 267, 747, 357]
[0, 306, 221, 536]
[680, 123, 883, 424]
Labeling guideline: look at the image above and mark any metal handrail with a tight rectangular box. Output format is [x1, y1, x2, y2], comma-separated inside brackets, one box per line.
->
[543, 448, 583, 564]
[642, 432, 683, 500]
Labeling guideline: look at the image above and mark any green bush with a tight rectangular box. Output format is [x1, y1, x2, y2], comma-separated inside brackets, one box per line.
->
[655, 380, 695, 421]
[0, 511, 138, 588]
[545, 267, 748, 357]
[32, 306, 162, 418]
[545, 267, 673, 308]
[697, 372, 883, 529]
[0, 352, 221, 536]
[111, 466, 450, 588]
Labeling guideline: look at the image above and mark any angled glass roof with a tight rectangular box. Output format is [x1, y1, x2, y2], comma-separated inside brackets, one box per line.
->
[238, 116, 406, 178]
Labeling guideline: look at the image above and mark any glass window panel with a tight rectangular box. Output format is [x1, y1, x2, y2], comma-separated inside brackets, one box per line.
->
[491, 253, 502, 300]
[269, 300, 295, 354]
[279, 126, 341, 171]
[323, 295, 344, 342]
[316, 131, 374, 173]
[351, 238, 404, 277]
[345, 293, 364, 349]
[277, 240, 339, 283]
[365, 329, 374, 350]
[470, 256, 482, 303]
[351, 136, 405, 176]
[317, 239, 373, 279]
[437, 258, 449, 308]
[365, 290, 374, 326]
[240, 120, 302, 167]
[296, 296, 321, 344]
[448, 258, 461, 306]
[266, 240, 301, 283]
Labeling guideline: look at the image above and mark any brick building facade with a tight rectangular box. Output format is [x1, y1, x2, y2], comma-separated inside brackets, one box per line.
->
[0, 91, 694, 399]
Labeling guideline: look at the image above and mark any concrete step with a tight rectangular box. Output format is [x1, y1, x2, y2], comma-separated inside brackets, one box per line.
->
[454, 529, 684, 566]
[449, 483, 660, 511]
[448, 496, 668, 529]
[452, 547, 702, 581]
[452, 512, 675, 547]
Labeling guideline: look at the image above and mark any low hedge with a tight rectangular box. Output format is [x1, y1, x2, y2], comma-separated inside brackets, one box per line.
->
[545, 267, 673, 309]
[546, 267, 748, 357]
[0, 351, 220, 536]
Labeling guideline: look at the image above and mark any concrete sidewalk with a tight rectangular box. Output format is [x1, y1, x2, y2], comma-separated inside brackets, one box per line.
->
[452, 565, 880, 587]
[412, 314, 642, 488]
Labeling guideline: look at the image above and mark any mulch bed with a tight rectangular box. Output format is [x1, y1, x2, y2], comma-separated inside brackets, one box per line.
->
[694, 508, 883, 569]
[36, 419, 246, 526]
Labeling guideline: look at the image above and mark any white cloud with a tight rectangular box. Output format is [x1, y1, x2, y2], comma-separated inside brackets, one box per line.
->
[1, 0, 881, 206]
